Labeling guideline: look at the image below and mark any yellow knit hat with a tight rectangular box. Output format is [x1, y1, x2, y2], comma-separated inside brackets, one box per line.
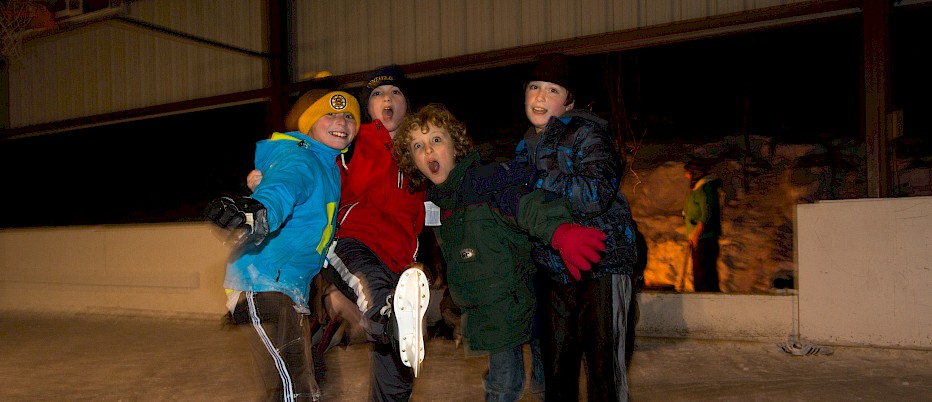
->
[296, 90, 361, 134]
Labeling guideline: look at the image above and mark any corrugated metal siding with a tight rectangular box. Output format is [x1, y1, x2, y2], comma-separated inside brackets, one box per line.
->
[292, 0, 809, 79]
[9, 0, 264, 128]
[9, 0, 815, 128]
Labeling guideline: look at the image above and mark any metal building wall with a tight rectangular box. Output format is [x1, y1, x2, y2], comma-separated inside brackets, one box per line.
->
[292, 0, 801, 78]
[8, 0, 807, 129]
[9, 0, 264, 128]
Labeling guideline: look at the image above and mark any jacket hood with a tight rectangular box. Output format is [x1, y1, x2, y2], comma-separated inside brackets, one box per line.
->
[562, 109, 608, 129]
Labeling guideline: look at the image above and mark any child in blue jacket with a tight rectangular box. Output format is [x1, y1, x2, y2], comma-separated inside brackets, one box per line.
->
[205, 89, 360, 401]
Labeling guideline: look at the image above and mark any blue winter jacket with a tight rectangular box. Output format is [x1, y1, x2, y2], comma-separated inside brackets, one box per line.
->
[515, 109, 638, 283]
[224, 132, 342, 309]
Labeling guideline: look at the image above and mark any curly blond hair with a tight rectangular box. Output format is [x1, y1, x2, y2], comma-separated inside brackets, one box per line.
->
[392, 103, 474, 190]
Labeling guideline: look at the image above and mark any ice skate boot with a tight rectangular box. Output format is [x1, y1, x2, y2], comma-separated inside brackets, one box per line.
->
[393, 263, 430, 377]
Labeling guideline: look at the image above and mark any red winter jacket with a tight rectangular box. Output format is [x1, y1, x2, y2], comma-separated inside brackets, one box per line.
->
[336, 120, 426, 274]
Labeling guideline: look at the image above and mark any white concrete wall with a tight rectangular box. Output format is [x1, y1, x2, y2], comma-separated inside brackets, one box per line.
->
[636, 292, 796, 342]
[1, 197, 930, 348]
[0, 222, 797, 340]
[0, 223, 229, 318]
[797, 196, 932, 349]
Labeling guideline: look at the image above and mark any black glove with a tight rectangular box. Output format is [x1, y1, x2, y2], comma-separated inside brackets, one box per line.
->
[204, 196, 270, 246]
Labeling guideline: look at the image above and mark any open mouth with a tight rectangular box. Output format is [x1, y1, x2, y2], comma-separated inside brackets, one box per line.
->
[329, 131, 348, 138]
[381, 107, 394, 120]
[532, 107, 547, 114]
[428, 160, 440, 174]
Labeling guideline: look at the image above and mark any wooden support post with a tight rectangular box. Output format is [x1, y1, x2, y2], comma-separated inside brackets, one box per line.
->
[863, 0, 893, 197]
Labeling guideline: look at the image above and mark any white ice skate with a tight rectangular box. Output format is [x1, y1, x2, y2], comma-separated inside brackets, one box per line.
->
[393, 264, 430, 377]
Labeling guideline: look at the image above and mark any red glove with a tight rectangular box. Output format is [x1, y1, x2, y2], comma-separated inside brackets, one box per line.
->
[551, 223, 607, 281]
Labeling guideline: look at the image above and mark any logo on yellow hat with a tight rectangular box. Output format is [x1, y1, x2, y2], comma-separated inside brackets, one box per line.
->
[330, 94, 348, 110]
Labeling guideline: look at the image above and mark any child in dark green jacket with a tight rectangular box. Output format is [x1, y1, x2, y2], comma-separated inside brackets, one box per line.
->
[392, 103, 606, 402]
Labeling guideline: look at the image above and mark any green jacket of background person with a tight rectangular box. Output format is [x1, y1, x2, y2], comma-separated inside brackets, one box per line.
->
[683, 174, 723, 240]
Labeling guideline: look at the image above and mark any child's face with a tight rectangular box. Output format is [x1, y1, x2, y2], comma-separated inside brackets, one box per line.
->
[524, 80, 574, 133]
[407, 123, 456, 185]
[309, 113, 358, 150]
[367, 84, 408, 135]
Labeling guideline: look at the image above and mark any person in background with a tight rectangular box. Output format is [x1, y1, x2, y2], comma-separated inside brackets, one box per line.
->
[683, 157, 723, 292]
[514, 53, 639, 401]
[206, 89, 360, 401]
[248, 65, 429, 402]
[393, 103, 606, 401]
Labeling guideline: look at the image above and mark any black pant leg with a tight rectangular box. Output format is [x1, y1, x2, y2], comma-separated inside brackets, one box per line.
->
[540, 279, 582, 400]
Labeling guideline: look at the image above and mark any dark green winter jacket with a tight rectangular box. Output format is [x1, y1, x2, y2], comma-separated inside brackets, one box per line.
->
[427, 151, 572, 353]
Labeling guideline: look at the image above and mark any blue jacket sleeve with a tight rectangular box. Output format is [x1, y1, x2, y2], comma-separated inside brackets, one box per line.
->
[250, 151, 314, 232]
[537, 120, 623, 218]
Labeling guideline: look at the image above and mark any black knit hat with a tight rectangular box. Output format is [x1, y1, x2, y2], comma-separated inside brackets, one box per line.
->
[362, 65, 409, 101]
[360, 64, 412, 121]
[529, 53, 573, 94]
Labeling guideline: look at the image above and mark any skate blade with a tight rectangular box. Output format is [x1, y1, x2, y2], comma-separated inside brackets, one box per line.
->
[394, 267, 429, 377]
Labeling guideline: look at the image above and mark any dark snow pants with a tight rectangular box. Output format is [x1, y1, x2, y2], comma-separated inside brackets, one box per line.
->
[539, 273, 632, 401]
[321, 237, 412, 402]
